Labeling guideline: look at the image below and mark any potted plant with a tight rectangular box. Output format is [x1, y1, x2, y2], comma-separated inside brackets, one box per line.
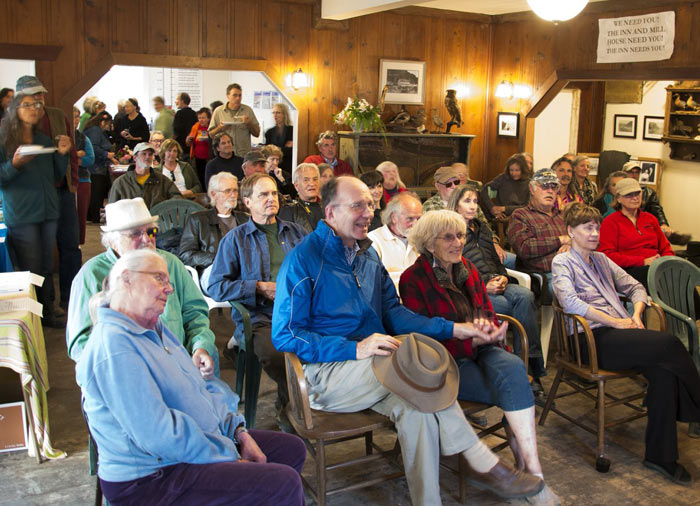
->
[333, 97, 385, 133]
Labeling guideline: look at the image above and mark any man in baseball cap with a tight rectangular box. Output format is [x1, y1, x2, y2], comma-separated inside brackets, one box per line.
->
[622, 161, 690, 244]
[423, 166, 461, 212]
[241, 150, 267, 179]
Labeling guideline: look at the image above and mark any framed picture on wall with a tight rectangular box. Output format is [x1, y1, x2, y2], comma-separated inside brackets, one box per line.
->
[613, 114, 637, 138]
[632, 157, 663, 190]
[379, 59, 426, 105]
[497, 112, 519, 138]
[643, 116, 664, 141]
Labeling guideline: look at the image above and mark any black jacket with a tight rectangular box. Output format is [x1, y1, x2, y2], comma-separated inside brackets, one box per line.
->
[173, 107, 198, 153]
[462, 218, 506, 281]
[278, 200, 324, 234]
[178, 208, 249, 270]
[642, 186, 668, 227]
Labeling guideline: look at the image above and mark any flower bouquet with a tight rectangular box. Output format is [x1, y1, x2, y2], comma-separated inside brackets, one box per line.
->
[333, 97, 385, 133]
[116, 146, 133, 165]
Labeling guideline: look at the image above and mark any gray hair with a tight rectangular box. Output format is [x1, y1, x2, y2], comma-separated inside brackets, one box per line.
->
[381, 192, 421, 226]
[208, 172, 238, 198]
[376, 161, 406, 189]
[408, 210, 466, 256]
[101, 231, 120, 251]
[572, 155, 589, 167]
[315, 130, 337, 147]
[82, 96, 97, 113]
[88, 249, 164, 321]
[149, 130, 164, 141]
[292, 163, 320, 184]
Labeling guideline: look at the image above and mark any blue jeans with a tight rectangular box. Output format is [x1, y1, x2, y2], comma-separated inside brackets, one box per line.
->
[457, 345, 534, 411]
[503, 251, 516, 270]
[489, 283, 546, 378]
[55, 187, 82, 306]
[6, 220, 58, 315]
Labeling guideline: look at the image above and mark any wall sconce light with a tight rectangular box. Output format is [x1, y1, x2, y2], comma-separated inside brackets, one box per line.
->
[451, 83, 471, 99]
[286, 68, 309, 90]
[495, 80, 514, 99]
[513, 84, 532, 99]
[526, 0, 588, 23]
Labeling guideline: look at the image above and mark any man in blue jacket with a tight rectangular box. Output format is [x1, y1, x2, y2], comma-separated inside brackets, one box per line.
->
[272, 176, 543, 505]
[207, 173, 307, 416]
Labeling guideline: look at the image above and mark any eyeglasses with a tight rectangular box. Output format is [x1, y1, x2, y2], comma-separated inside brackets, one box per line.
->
[122, 227, 158, 240]
[337, 201, 375, 212]
[130, 270, 171, 287]
[437, 232, 466, 243]
[539, 183, 560, 191]
[439, 180, 458, 188]
[18, 102, 41, 110]
[217, 188, 238, 195]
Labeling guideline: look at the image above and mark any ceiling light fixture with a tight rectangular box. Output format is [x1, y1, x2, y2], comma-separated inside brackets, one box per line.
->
[526, 0, 589, 23]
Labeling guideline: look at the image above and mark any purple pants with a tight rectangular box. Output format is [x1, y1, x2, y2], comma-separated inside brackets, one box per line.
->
[100, 429, 306, 506]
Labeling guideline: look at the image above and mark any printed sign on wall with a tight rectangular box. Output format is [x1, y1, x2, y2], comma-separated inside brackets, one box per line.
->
[597, 11, 675, 64]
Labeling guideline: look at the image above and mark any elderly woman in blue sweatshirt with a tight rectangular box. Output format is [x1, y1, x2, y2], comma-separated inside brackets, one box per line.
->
[77, 249, 305, 506]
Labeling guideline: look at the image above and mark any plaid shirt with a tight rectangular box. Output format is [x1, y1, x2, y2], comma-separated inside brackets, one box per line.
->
[507, 203, 566, 272]
[399, 254, 497, 359]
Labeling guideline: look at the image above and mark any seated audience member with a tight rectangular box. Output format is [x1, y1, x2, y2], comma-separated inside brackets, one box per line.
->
[598, 178, 674, 288]
[186, 107, 212, 187]
[622, 161, 690, 245]
[367, 192, 421, 290]
[78, 249, 306, 506]
[423, 166, 461, 212]
[571, 155, 597, 206]
[152, 95, 174, 139]
[376, 161, 406, 202]
[156, 138, 202, 198]
[447, 185, 546, 385]
[360, 170, 385, 231]
[552, 203, 700, 484]
[179, 172, 248, 277]
[241, 150, 268, 180]
[272, 176, 544, 505]
[592, 171, 626, 218]
[84, 111, 117, 224]
[399, 210, 559, 504]
[520, 152, 534, 173]
[264, 103, 293, 172]
[508, 168, 569, 279]
[149, 130, 166, 167]
[552, 156, 583, 211]
[278, 163, 323, 233]
[207, 174, 307, 421]
[319, 163, 334, 186]
[480, 154, 530, 221]
[108, 142, 181, 209]
[262, 144, 295, 197]
[204, 133, 244, 190]
[67, 198, 218, 377]
[452, 162, 483, 190]
[303, 131, 353, 176]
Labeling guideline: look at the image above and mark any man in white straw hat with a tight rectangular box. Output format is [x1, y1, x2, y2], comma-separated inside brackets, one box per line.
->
[67, 198, 218, 377]
[273, 177, 544, 505]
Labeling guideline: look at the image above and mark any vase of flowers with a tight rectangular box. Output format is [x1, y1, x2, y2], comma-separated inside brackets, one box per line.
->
[333, 97, 384, 133]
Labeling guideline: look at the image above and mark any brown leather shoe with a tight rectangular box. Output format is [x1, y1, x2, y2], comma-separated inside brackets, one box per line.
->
[465, 458, 544, 499]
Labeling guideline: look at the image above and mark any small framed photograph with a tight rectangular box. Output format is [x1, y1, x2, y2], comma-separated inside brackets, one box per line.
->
[497, 112, 519, 138]
[643, 115, 664, 141]
[613, 114, 637, 138]
[632, 157, 663, 189]
[379, 59, 426, 105]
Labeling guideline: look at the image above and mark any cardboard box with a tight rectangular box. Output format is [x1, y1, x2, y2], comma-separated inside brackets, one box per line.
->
[0, 402, 28, 452]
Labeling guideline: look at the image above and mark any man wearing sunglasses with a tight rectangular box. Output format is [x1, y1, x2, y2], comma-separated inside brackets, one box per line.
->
[422, 166, 461, 212]
[67, 198, 218, 379]
[507, 168, 570, 274]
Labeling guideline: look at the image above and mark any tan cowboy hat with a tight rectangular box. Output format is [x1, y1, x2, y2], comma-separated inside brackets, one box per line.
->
[372, 333, 458, 413]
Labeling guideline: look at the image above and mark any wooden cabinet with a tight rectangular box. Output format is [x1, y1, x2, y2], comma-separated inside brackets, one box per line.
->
[663, 86, 700, 161]
[338, 132, 475, 187]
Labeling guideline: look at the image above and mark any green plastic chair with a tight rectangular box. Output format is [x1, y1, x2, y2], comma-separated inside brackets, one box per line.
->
[230, 301, 263, 429]
[149, 199, 204, 233]
[647, 256, 700, 371]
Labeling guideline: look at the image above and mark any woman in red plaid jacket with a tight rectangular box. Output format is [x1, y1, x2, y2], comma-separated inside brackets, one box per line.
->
[399, 210, 559, 504]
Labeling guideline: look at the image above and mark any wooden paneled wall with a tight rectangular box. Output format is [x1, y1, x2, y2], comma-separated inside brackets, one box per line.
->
[1, 0, 697, 182]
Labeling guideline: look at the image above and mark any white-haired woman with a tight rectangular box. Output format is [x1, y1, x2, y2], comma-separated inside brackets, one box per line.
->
[78, 249, 305, 506]
[376, 160, 406, 203]
[399, 210, 559, 504]
[264, 103, 293, 172]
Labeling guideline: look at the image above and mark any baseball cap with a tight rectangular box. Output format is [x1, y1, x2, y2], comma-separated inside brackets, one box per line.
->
[244, 150, 266, 164]
[531, 168, 559, 186]
[15, 75, 48, 95]
[614, 178, 642, 196]
[132, 142, 156, 155]
[433, 166, 459, 184]
[622, 161, 641, 172]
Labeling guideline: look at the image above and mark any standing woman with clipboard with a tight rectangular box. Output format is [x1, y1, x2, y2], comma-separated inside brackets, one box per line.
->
[0, 93, 72, 327]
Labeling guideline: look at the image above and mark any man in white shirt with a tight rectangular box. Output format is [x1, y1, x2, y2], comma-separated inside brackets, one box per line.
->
[367, 193, 422, 291]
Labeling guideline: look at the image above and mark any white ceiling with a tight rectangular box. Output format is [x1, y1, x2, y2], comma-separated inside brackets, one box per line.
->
[420, 0, 606, 16]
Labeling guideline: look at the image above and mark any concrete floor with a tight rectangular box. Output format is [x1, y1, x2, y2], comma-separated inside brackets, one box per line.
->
[0, 222, 699, 505]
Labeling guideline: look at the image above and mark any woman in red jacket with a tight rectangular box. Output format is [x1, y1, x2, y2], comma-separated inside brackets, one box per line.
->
[598, 178, 673, 287]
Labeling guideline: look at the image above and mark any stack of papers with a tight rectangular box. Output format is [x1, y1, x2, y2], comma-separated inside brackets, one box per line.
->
[16, 145, 57, 156]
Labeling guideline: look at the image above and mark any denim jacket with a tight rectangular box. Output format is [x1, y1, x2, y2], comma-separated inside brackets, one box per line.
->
[206, 217, 307, 338]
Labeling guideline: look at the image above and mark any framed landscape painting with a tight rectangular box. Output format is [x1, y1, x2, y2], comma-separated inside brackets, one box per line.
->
[379, 59, 426, 105]
[613, 114, 637, 139]
[643, 116, 664, 141]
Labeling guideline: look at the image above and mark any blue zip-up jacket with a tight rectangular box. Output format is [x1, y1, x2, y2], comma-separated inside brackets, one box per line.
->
[206, 217, 307, 339]
[84, 125, 112, 176]
[272, 220, 455, 363]
[77, 308, 244, 482]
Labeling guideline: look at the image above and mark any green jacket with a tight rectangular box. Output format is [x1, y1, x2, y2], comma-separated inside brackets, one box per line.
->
[154, 161, 202, 194]
[108, 167, 182, 209]
[66, 248, 218, 368]
[154, 107, 175, 139]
